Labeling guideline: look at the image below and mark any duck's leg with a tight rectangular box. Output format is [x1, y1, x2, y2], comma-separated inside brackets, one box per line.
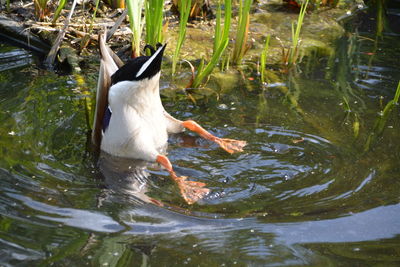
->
[164, 113, 247, 154]
[182, 120, 247, 154]
[156, 155, 210, 204]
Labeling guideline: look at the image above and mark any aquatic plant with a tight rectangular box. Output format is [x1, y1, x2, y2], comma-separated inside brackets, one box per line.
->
[373, 0, 388, 37]
[232, 0, 252, 65]
[6, 0, 10, 12]
[52, 0, 67, 23]
[33, 0, 50, 20]
[365, 81, 400, 151]
[260, 35, 271, 84]
[126, 0, 144, 57]
[80, 0, 101, 50]
[172, 0, 192, 74]
[191, 0, 231, 88]
[145, 0, 164, 49]
[287, 0, 309, 66]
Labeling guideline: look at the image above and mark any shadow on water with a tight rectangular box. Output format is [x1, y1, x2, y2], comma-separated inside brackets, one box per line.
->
[1, 7, 400, 265]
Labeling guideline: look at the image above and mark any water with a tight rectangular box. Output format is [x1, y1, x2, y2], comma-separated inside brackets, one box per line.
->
[1, 11, 400, 266]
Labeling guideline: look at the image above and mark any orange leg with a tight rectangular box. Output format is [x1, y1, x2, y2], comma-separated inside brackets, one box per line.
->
[182, 120, 247, 154]
[156, 155, 209, 204]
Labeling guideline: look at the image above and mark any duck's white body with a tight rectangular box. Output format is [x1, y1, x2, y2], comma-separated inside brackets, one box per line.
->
[93, 33, 245, 204]
[101, 75, 169, 161]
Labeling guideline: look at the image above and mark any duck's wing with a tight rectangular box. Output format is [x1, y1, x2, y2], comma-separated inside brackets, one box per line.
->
[92, 31, 122, 147]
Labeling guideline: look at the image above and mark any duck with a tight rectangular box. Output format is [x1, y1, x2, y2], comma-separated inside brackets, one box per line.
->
[92, 31, 246, 204]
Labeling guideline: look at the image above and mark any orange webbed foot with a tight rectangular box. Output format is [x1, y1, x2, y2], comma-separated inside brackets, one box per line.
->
[215, 138, 247, 154]
[176, 176, 210, 205]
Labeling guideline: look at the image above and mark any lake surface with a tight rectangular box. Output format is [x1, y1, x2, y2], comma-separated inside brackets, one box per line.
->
[1, 8, 400, 266]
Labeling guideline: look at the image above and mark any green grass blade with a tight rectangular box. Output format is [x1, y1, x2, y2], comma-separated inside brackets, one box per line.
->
[145, 0, 164, 48]
[191, 0, 231, 88]
[52, 0, 67, 23]
[260, 35, 270, 84]
[288, 0, 309, 65]
[126, 0, 144, 57]
[172, 0, 192, 74]
[213, 0, 222, 53]
[232, 0, 252, 65]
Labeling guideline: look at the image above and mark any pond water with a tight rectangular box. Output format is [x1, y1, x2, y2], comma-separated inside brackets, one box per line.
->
[1, 9, 400, 266]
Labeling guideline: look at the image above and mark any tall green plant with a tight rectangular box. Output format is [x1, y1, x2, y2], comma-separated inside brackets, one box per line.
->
[52, 0, 67, 23]
[145, 0, 164, 49]
[260, 35, 270, 84]
[288, 0, 309, 66]
[172, 0, 192, 74]
[232, 0, 252, 65]
[191, 0, 231, 88]
[365, 81, 400, 151]
[126, 0, 144, 57]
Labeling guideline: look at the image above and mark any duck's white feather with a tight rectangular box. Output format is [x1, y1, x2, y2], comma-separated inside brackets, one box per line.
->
[101, 73, 169, 161]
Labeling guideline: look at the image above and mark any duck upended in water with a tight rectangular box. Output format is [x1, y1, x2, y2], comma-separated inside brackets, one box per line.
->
[93, 32, 246, 204]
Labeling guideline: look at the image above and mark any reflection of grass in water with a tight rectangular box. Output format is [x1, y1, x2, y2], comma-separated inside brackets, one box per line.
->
[365, 81, 400, 152]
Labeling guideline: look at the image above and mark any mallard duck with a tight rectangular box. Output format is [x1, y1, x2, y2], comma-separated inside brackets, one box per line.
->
[92, 32, 246, 204]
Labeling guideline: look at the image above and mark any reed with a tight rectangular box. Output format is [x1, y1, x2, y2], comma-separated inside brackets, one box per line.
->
[260, 35, 270, 84]
[172, 0, 192, 74]
[126, 0, 144, 57]
[52, 0, 67, 23]
[232, 0, 252, 65]
[288, 0, 309, 66]
[33, 0, 50, 20]
[365, 81, 400, 151]
[191, 0, 231, 88]
[145, 0, 164, 49]
[80, 0, 100, 50]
